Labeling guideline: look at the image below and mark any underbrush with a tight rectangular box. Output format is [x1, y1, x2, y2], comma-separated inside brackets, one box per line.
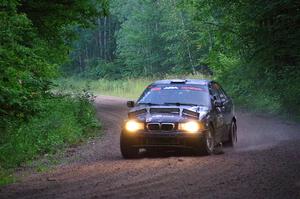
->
[0, 168, 15, 186]
[209, 54, 300, 120]
[56, 73, 300, 121]
[56, 78, 151, 99]
[0, 94, 100, 185]
[55, 74, 208, 99]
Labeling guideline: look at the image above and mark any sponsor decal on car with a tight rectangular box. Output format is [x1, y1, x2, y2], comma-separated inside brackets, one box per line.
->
[180, 86, 205, 91]
[163, 86, 179, 90]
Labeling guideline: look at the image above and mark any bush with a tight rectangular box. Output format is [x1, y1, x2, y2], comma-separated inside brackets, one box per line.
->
[77, 59, 124, 80]
[207, 52, 300, 119]
[0, 95, 100, 169]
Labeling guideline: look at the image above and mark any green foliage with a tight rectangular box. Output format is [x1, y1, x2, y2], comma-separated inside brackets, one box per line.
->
[63, 15, 119, 76]
[56, 74, 208, 100]
[0, 0, 108, 128]
[79, 59, 124, 80]
[0, 3, 54, 125]
[62, 0, 300, 118]
[2, 0, 297, 179]
[0, 0, 106, 175]
[56, 77, 152, 99]
[65, 0, 205, 77]
[187, 0, 300, 118]
[0, 0, 107, 185]
[0, 95, 100, 169]
[0, 167, 15, 186]
[112, 0, 200, 76]
[17, 0, 109, 59]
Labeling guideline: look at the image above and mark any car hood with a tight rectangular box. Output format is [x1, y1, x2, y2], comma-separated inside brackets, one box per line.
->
[128, 105, 209, 123]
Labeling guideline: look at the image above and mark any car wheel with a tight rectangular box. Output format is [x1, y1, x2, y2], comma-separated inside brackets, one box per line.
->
[120, 134, 139, 159]
[196, 125, 215, 155]
[228, 121, 237, 147]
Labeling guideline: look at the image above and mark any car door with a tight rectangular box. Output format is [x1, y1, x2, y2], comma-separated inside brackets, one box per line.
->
[209, 82, 226, 144]
[215, 83, 233, 140]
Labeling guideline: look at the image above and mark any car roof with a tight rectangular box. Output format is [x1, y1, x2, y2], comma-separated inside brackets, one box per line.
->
[152, 79, 212, 85]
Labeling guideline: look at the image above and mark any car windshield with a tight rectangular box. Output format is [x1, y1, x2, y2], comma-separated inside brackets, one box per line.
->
[137, 84, 210, 106]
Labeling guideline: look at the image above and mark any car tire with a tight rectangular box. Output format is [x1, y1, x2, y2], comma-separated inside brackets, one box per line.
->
[196, 125, 215, 155]
[228, 121, 237, 147]
[120, 133, 139, 159]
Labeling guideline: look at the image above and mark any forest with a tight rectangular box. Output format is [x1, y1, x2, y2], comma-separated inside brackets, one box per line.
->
[65, 0, 300, 115]
[1, 0, 299, 183]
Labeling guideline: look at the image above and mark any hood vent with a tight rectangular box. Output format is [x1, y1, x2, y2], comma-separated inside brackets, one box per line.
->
[128, 107, 199, 119]
[182, 109, 199, 118]
[150, 108, 180, 115]
[128, 108, 147, 118]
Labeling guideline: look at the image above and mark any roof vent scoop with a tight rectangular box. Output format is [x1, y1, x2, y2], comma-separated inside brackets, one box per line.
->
[170, 79, 187, 84]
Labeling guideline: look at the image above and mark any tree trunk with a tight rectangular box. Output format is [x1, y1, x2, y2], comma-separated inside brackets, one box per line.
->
[179, 10, 195, 74]
[104, 17, 107, 60]
[98, 18, 103, 58]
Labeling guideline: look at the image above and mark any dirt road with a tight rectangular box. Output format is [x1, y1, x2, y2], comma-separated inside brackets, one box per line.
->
[1, 95, 300, 199]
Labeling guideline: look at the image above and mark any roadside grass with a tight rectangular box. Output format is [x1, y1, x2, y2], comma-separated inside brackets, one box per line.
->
[55, 74, 208, 99]
[56, 78, 151, 99]
[0, 168, 15, 186]
[55, 74, 298, 121]
[0, 93, 101, 186]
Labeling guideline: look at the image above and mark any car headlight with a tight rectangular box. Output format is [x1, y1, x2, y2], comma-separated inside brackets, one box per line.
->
[125, 120, 144, 132]
[179, 121, 205, 134]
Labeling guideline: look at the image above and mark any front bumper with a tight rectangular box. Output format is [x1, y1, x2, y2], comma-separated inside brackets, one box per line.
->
[121, 130, 206, 149]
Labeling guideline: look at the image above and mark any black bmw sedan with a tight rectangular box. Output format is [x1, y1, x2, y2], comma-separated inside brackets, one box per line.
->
[120, 79, 237, 158]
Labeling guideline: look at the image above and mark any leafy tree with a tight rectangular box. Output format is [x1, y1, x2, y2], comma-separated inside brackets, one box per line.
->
[111, 0, 202, 76]
[190, 0, 300, 114]
[0, 0, 108, 127]
[63, 0, 300, 117]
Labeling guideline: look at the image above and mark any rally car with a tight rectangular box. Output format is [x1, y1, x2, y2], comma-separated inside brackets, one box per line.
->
[120, 79, 237, 158]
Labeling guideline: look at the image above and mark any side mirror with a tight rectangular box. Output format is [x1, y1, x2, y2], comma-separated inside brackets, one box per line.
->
[127, 101, 135, 108]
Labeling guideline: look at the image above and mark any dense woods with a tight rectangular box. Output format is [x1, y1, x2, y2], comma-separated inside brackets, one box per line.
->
[1, 0, 107, 120]
[0, 0, 299, 182]
[66, 0, 300, 116]
[0, 0, 107, 175]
